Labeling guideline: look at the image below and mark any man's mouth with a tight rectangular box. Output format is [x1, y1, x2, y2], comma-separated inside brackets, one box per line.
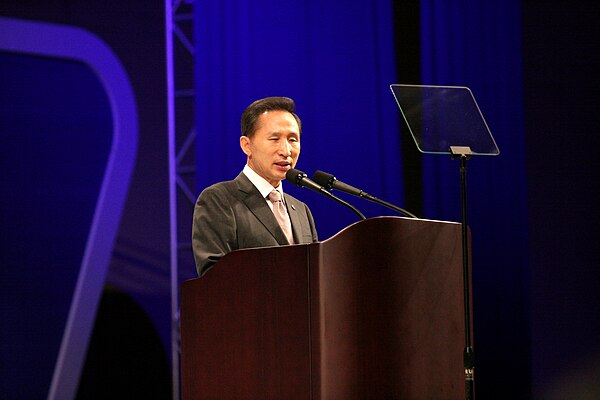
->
[275, 161, 291, 169]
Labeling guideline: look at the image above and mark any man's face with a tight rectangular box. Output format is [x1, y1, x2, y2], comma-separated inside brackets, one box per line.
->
[240, 110, 301, 187]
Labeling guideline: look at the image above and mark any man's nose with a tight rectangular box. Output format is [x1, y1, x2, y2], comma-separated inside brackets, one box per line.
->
[279, 140, 292, 157]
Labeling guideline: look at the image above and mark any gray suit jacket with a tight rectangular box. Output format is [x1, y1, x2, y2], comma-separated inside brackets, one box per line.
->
[192, 172, 318, 276]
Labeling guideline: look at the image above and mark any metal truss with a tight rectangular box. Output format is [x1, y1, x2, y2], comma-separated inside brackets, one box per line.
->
[166, 0, 196, 398]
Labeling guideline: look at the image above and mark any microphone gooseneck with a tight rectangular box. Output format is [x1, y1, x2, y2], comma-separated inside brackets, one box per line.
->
[312, 170, 418, 219]
[285, 168, 365, 220]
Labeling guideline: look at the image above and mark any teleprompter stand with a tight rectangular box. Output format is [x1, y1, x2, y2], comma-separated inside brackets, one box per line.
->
[391, 84, 500, 400]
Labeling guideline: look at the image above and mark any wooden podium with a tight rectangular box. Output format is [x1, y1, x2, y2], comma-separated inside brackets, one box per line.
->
[181, 217, 470, 399]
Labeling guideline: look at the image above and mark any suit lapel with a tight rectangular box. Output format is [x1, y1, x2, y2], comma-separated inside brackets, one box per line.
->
[235, 173, 289, 245]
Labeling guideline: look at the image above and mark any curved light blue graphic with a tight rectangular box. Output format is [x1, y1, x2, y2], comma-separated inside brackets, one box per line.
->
[0, 17, 138, 400]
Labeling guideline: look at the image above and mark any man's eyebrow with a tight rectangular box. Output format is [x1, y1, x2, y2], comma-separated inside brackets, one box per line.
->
[269, 130, 299, 135]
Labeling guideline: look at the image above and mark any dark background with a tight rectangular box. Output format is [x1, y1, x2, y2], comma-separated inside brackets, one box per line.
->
[1, 1, 599, 398]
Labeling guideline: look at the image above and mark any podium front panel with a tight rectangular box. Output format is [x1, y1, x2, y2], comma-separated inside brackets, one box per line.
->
[181, 245, 312, 400]
[311, 217, 467, 399]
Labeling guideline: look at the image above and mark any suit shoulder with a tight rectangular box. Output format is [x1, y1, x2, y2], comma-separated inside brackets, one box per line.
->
[199, 177, 242, 196]
[197, 175, 252, 204]
[201, 179, 235, 192]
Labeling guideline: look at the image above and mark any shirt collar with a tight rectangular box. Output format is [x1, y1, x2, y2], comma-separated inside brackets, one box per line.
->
[242, 164, 285, 199]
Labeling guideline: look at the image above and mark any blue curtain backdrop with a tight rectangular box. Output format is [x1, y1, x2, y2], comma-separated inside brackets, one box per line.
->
[194, 0, 404, 239]
[420, 0, 529, 397]
[194, 0, 529, 397]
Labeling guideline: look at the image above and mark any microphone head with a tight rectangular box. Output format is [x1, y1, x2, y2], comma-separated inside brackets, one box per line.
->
[311, 170, 336, 190]
[285, 168, 307, 187]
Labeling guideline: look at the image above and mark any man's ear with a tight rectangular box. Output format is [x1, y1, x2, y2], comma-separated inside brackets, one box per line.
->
[240, 135, 251, 156]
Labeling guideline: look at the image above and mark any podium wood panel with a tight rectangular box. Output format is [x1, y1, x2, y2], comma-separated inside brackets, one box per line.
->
[181, 245, 312, 399]
[181, 217, 469, 399]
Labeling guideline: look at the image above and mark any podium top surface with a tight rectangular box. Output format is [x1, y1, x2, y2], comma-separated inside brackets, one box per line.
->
[187, 217, 462, 280]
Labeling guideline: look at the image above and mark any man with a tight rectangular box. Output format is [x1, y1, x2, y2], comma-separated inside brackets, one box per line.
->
[192, 97, 319, 276]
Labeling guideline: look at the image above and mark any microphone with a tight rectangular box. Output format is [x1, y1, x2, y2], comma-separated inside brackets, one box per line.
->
[312, 170, 418, 219]
[285, 168, 365, 220]
[312, 170, 363, 196]
[286, 168, 328, 194]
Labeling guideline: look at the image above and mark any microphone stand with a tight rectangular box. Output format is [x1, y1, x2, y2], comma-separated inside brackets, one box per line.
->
[286, 169, 366, 220]
[450, 146, 475, 400]
[357, 192, 418, 219]
[312, 170, 418, 218]
[322, 190, 366, 220]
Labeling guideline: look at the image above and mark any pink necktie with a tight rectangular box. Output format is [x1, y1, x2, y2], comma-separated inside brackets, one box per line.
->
[268, 190, 294, 244]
